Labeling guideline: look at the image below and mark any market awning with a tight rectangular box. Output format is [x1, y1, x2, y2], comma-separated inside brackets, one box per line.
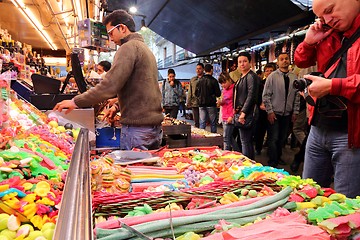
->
[107, 0, 315, 55]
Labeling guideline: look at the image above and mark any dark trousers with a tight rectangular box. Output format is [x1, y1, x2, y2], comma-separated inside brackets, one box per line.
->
[267, 114, 291, 165]
[254, 109, 268, 153]
[179, 101, 186, 114]
[164, 106, 179, 119]
[192, 107, 200, 128]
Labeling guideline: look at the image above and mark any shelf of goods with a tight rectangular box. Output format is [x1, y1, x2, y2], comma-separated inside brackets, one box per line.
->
[2, 96, 360, 239]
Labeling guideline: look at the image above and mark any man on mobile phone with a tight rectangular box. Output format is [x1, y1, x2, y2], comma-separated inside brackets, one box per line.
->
[294, 0, 360, 198]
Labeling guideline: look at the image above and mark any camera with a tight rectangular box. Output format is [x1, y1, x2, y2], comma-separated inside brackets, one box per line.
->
[293, 72, 324, 106]
[293, 72, 324, 91]
[293, 78, 312, 91]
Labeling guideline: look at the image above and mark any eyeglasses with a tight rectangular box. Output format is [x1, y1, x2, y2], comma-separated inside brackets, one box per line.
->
[107, 24, 121, 36]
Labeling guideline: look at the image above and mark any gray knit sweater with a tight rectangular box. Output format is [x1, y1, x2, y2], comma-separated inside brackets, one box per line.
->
[74, 33, 164, 126]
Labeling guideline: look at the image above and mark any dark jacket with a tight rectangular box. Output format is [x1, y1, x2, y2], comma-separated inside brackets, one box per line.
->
[234, 70, 260, 115]
[195, 74, 221, 107]
[162, 79, 183, 107]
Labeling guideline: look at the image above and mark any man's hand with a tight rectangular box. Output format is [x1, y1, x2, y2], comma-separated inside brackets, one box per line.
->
[238, 112, 246, 125]
[259, 102, 266, 111]
[304, 19, 333, 46]
[267, 112, 277, 125]
[53, 99, 77, 114]
[305, 74, 332, 98]
[103, 105, 118, 124]
[292, 114, 297, 123]
[107, 98, 118, 107]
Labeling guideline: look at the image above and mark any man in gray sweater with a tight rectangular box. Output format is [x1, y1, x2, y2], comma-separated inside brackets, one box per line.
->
[54, 10, 164, 150]
[262, 52, 300, 167]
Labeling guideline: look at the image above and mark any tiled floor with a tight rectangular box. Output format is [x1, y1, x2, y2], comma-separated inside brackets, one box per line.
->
[176, 111, 303, 176]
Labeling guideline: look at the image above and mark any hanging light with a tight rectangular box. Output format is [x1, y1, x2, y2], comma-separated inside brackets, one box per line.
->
[129, 6, 137, 14]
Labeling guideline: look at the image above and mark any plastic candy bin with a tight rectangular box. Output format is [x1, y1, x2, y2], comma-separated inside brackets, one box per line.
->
[95, 127, 121, 148]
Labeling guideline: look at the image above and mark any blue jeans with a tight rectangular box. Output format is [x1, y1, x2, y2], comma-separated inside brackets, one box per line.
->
[303, 126, 360, 198]
[199, 107, 218, 133]
[222, 121, 237, 151]
[267, 115, 291, 165]
[120, 125, 163, 150]
[238, 127, 254, 159]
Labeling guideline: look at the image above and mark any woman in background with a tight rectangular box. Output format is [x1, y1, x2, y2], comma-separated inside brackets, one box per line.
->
[233, 52, 260, 159]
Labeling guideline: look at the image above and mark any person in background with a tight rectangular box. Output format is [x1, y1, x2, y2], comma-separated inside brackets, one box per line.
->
[94, 60, 118, 106]
[294, 0, 360, 198]
[262, 52, 300, 167]
[256, 69, 263, 79]
[162, 68, 184, 119]
[187, 63, 204, 128]
[229, 60, 242, 149]
[254, 63, 276, 155]
[233, 52, 260, 159]
[96, 60, 112, 76]
[53, 9, 164, 150]
[217, 72, 237, 150]
[229, 61, 241, 82]
[196, 64, 221, 133]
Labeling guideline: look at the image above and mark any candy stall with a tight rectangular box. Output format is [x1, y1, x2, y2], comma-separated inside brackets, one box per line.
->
[1, 87, 360, 240]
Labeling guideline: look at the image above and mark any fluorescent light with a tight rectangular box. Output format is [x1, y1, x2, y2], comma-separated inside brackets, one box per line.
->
[10, 0, 57, 50]
[73, 0, 83, 20]
[43, 57, 67, 66]
[57, 0, 68, 27]
[274, 35, 291, 42]
[250, 40, 274, 50]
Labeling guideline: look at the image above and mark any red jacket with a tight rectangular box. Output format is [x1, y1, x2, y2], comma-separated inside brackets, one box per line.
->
[294, 14, 360, 148]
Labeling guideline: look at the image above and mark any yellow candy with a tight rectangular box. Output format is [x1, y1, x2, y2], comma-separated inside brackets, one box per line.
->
[34, 182, 51, 197]
[0, 184, 9, 192]
[22, 194, 36, 203]
[36, 197, 54, 206]
[22, 183, 33, 191]
[2, 192, 18, 201]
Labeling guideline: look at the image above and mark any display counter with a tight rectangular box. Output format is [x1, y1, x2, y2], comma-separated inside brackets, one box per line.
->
[53, 128, 93, 240]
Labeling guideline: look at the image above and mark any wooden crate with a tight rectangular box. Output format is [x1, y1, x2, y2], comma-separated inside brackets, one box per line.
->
[162, 124, 191, 147]
[190, 136, 223, 148]
[165, 135, 188, 148]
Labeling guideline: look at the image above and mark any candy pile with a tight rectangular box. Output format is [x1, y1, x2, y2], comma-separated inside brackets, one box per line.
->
[90, 156, 131, 194]
[0, 98, 78, 239]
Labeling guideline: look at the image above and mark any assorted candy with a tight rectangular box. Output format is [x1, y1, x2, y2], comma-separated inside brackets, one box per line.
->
[0, 98, 78, 239]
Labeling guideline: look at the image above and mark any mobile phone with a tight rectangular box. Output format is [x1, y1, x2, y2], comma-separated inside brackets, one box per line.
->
[322, 23, 332, 31]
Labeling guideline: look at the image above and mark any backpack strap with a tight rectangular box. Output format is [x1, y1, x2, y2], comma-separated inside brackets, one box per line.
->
[325, 27, 360, 71]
